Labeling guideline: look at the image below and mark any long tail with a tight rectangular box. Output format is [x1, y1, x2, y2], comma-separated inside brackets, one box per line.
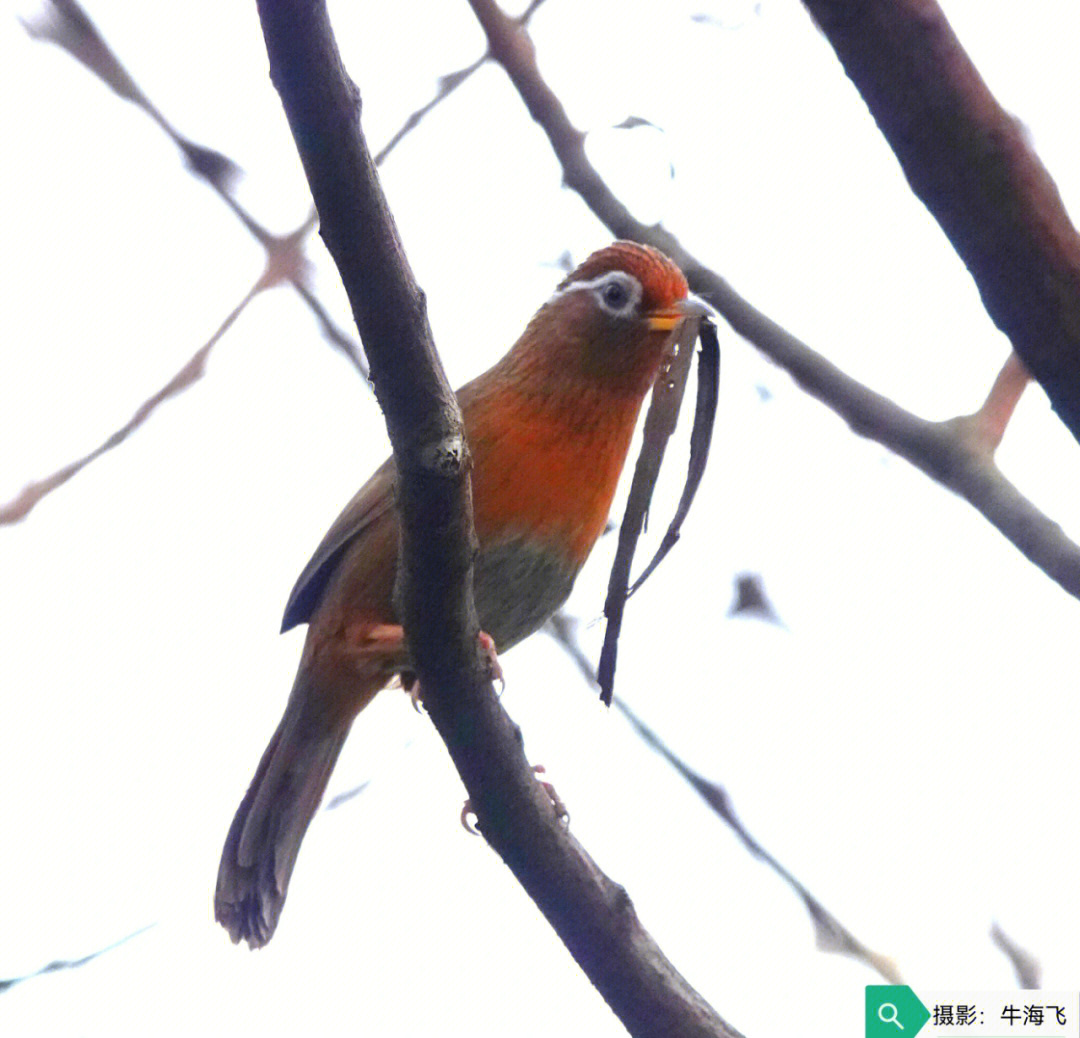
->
[214, 671, 377, 948]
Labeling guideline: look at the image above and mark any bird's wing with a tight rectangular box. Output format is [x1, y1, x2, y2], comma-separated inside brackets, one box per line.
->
[280, 457, 396, 632]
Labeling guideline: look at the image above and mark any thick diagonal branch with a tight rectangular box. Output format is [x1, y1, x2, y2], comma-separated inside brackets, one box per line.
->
[800, 0, 1080, 446]
[253, 3, 740, 1035]
[466, 0, 1080, 603]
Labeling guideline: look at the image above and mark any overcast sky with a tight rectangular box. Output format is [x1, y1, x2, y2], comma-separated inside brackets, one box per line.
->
[1, 1, 1078, 1036]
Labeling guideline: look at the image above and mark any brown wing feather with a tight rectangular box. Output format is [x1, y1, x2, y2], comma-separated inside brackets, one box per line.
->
[280, 457, 396, 632]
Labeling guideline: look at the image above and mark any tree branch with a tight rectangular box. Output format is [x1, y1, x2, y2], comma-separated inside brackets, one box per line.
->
[0, 924, 155, 994]
[11, 0, 511, 523]
[0, 277, 262, 525]
[547, 612, 903, 984]
[800, 0, 1080, 447]
[253, 3, 741, 1034]
[465, 0, 1080, 604]
[952, 352, 1031, 456]
[990, 922, 1042, 990]
[24, 0, 366, 375]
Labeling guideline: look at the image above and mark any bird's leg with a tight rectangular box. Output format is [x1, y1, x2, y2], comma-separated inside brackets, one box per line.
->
[336, 621, 408, 671]
[348, 622, 406, 650]
[460, 764, 569, 834]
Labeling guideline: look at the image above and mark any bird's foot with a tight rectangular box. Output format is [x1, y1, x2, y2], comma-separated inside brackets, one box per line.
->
[477, 631, 505, 693]
[403, 674, 424, 713]
[460, 764, 569, 834]
[395, 631, 503, 712]
[532, 765, 569, 824]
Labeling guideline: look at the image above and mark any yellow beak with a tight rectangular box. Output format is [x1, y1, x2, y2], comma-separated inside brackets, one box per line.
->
[645, 296, 710, 331]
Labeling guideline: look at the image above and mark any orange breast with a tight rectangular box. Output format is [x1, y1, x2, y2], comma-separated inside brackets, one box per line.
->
[464, 382, 644, 566]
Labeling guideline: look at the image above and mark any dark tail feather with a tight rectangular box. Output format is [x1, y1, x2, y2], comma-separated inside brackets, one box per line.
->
[215, 678, 357, 949]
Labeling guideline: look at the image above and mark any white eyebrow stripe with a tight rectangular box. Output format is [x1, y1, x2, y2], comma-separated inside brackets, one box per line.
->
[549, 270, 643, 307]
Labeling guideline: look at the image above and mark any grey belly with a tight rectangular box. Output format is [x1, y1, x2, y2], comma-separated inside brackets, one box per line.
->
[473, 537, 578, 651]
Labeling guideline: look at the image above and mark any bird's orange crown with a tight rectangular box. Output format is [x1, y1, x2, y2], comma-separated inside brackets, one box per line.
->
[557, 241, 689, 313]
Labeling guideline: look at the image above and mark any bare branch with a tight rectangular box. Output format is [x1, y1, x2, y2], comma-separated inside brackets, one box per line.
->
[24, 0, 369, 376]
[801, 0, 1080, 447]
[373, 54, 487, 167]
[253, 3, 740, 1034]
[14, 0, 548, 523]
[0, 924, 155, 994]
[262, 216, 369, 376]
[991, 923, 1042, 989]
[547, 612, 903, 984]
[372, 0, 548, 168]
[1, 279, 262, 525]
[0, 202, 333, 525]
[23, 1, 239, 191]
[946, 352, 1031, 457]
[466, 0, 1080, 604]
[324, 780, 371, 811]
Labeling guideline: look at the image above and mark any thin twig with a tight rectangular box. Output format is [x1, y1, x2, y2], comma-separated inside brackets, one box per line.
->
[0, 209, 327, 526]
[374, 55, 486, 166]
[254, 3, 741, 1034]
[372, 0, 547, 166]
[547, 611, 904, 983]
[324, 781, 371, 811]
[465, 0, 1080, 604]
[1, 279, 262, 524]
[22, 1, 239, 190]
[0, 924, 155, 994]
[991, 923, 1042, 989]
[946, 352, 1031, 456]
[22, 0, 492, 377]
[11, 0, 550, 524]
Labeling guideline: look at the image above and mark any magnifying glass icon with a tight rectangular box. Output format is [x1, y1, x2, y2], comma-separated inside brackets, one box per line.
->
[878, 1002, 905, 1030]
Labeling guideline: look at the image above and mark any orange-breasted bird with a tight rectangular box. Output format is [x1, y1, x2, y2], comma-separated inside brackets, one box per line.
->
[215, 241, 703, 948]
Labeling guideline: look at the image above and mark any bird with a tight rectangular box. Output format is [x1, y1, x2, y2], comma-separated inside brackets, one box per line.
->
[215, 241, 705, 948]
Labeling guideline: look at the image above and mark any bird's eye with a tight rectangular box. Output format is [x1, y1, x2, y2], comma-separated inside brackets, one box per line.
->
[604, 278, 630, 306]
[602, 281, 629, 308]
[596, 275, 637, 315]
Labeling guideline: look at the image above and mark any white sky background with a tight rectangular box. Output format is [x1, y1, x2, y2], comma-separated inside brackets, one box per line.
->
[1, 1, 1078, 1035]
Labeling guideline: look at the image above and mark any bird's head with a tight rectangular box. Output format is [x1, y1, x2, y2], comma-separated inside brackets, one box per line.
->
[507, 242, 706, 398]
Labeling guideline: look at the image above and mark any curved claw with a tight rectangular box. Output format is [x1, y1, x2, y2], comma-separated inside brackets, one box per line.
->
[533, 765, 569, 825]
[403, 675, 425, 713]
[477, 631, 505, 694]
[460, 800, 480, 835]
[394, 633, 500, 711]
[458, 765, 568, 836]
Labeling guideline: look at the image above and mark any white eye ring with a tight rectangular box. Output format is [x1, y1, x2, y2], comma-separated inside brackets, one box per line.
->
[550, 270, 643, 317]
[592, 271, 642, 316]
